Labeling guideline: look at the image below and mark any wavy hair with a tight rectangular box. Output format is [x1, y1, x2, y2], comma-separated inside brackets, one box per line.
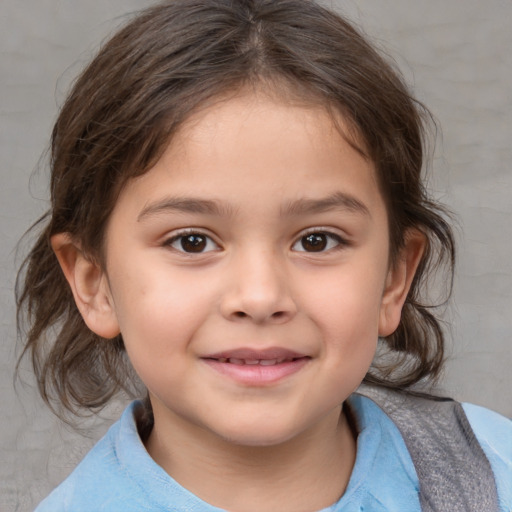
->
[17, 0, 455, 417]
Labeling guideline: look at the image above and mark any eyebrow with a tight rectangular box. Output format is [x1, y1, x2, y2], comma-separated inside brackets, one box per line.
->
[137, 191, 370, 222]
[137, 197, 235, 221]
[281, 191, 370, 217]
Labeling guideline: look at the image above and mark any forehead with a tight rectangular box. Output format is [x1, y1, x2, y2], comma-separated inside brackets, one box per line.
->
[177, 84, 369, 157]
[172, 91, 369, 172]
[111, 90, 384, 224]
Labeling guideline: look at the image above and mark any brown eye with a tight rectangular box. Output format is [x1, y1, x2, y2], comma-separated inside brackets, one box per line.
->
[292, 231, 344, 253]
[167, 232, 218, 253]
[302, 233, 328, 252]
[181, 234, 207, 252]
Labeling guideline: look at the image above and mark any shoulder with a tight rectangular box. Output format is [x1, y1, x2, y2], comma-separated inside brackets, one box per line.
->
[462, 403, 512, 510]
[35, 402, 156, 512]
[35, 401, 232, 512]
[462, 402, 512, 450]
[354, 385, 510, 511]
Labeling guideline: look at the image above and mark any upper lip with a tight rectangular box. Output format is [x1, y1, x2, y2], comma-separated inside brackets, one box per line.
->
[202, 347, 308, 361]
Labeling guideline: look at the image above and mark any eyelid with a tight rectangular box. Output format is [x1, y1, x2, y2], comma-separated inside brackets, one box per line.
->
[291, 228, 349, 252]
[163, 228, 221, 253]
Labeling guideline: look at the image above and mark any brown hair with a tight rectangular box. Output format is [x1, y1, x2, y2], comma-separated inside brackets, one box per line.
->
[17, 0, 455, 417]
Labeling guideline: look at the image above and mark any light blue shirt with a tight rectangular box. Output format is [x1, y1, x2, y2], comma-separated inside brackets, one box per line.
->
[36, 395, 512, 511]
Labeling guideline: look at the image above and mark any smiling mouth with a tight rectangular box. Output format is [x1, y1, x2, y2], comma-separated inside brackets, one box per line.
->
[211, 357, 307, 366]
[201, 349, 311, 385]
[202, 347, 309, 364]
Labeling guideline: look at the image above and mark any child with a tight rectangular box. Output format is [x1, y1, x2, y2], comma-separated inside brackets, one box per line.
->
[16, 0, 511, 510]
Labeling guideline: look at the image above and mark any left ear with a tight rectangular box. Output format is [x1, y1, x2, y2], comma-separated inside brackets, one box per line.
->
[379, 229, 426, 337]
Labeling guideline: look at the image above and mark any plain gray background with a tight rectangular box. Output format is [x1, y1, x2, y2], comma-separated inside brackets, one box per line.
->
[1, 1, 511, 510]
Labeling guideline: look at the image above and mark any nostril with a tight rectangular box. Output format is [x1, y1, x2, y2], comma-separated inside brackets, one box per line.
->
[231, 310, 288, 321]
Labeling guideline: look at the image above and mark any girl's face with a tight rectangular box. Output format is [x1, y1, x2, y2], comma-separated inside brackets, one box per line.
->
[98, 91, 416, 447]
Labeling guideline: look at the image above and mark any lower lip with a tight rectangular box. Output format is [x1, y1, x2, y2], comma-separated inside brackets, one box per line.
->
[202, 358, 310, 385]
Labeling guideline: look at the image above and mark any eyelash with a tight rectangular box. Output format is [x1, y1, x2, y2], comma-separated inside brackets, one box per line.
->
[291, 230, 348, 253]
[164, 228, 348, 255]
[163, 230, 219, 254]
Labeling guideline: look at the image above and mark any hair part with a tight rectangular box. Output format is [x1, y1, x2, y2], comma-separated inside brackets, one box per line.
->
[17, 0, 455, 418]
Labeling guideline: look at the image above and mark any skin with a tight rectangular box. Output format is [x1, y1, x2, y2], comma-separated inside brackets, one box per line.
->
[53, 90, 424, 512]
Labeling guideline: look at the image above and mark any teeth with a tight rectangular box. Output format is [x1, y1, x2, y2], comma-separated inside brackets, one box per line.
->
[218, 357, 296, 365]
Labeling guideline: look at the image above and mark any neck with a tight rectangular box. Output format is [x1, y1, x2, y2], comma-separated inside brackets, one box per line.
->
[145, 404, 357, 512]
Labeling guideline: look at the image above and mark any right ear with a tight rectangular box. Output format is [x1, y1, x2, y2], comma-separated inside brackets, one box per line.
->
[51, 233, 120, 339]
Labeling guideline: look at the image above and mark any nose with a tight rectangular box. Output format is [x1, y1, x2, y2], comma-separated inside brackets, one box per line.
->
[220, 249, 297, 324]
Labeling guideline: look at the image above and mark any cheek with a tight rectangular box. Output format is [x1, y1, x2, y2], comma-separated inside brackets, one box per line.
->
[298, 266, 384, 374]
[301, 267, 385, 334]
[108, 261, 218, 359]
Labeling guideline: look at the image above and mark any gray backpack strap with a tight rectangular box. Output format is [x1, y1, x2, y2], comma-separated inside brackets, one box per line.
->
[356, 385, 500, 512]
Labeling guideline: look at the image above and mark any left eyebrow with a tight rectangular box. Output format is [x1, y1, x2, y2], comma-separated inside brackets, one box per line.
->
[281, 191, 371, 218]
[137, 197, 235, 221]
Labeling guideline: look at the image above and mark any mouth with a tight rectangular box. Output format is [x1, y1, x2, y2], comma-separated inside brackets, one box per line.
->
[201, 348, 311, 385]
[212, 356, 306, 366]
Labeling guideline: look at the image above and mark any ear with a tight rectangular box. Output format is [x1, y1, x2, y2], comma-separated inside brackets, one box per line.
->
[51, 233, 120, 339]
[379, 229, 426, 337]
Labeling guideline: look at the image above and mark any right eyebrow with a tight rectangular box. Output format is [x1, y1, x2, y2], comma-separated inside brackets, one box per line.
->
[137, 197, 235, 221]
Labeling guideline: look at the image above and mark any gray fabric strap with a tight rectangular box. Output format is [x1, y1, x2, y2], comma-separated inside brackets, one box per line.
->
[356, 385, 500, 512]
